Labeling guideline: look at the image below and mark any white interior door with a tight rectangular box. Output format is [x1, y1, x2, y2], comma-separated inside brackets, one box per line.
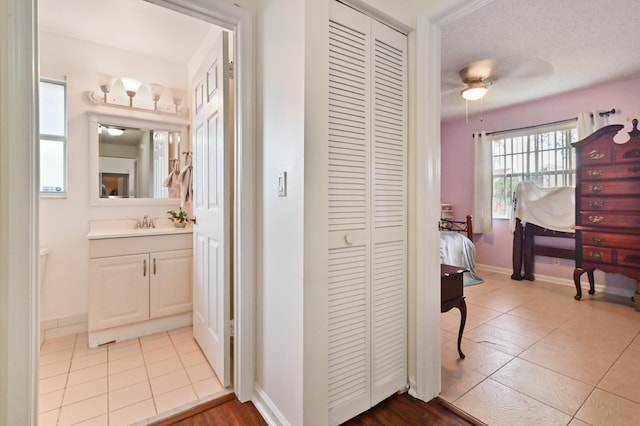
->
[192, 31, 232, 387]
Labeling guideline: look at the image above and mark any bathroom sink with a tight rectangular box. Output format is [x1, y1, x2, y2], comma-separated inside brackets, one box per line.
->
[87, 219, 193, 239]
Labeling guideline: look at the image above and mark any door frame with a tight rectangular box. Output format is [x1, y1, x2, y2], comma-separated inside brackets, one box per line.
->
[147, 0, 257, 402]
[0, 1, 255, 424]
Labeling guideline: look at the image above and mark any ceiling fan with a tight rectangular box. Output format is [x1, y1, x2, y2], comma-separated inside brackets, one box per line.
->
[443, 56, 554, 102]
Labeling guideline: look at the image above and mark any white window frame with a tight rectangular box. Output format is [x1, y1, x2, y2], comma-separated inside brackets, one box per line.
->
[491, 122, 578, 219]
[39, 78, 67, 197]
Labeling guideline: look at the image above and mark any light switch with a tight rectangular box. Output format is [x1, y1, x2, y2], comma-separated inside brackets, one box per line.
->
[278, 171, 287, 197]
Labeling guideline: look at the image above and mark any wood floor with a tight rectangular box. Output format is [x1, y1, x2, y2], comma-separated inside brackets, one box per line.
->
[153, 392, 485, 425]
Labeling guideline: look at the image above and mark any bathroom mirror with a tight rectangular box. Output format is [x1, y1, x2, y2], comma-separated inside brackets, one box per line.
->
[89, 112, 189, 206]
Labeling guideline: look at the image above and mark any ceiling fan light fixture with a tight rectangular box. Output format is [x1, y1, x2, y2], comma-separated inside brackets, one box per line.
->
[461, 81, 488, 101]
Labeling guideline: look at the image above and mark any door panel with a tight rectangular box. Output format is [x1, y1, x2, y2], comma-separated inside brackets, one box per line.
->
[192, 31, 232, 387]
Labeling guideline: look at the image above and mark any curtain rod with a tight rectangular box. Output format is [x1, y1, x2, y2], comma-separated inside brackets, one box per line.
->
[473, 108, 616, 138]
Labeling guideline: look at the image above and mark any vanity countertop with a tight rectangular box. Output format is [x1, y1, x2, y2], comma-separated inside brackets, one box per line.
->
[87, 219, 193, 240]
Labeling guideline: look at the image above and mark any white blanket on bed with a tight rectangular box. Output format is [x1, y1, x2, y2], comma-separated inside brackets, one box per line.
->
[512, 181, 575, 233]
[440, 231, 484, 286]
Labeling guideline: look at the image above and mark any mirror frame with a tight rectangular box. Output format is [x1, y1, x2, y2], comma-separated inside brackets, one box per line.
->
[88, 111, 190, 206]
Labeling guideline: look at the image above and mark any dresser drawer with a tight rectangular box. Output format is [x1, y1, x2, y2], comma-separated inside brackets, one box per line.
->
[578, 212, 640, 228]
[580, 146, 612, 165]
[614, 143, 640, 164]
[580, 163, 640, 180]
[581, 246, 613, 263]
[579, 197, 640, 211]
[580, 181, 640, 196]
[618, 249, 640, 268]
[581, 231, 640, 249]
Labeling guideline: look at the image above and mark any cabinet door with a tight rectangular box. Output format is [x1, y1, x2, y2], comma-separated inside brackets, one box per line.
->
[89, 254, 150, 331]
[149, 249, 193, 318]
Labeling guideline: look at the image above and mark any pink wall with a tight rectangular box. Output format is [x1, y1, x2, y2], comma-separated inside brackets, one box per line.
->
[440, 73, 640, 293]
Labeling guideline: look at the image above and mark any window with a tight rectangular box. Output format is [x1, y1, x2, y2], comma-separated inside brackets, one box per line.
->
[39, 79, 67, 194]
[492, 123, 578, 218]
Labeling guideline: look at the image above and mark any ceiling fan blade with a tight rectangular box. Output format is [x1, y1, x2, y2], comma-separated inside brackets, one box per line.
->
[490, 56, 553, 81]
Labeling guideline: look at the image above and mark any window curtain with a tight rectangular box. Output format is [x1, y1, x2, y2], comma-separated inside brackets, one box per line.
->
[473, 131, 493, 234]
[577, 111, 610, 140]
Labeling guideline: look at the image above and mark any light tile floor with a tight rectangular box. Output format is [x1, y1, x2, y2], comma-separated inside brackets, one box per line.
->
[441, 269, 640, 426]
[39, 326, 227, 426]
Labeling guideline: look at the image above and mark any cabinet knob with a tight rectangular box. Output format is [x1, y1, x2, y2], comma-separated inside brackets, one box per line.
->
[344, 234, 354, 245]
[588, 215, 604, 223]
[589, 185, 604, 193]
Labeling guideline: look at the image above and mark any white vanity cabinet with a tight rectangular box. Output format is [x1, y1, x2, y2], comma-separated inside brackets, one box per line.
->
[88, 232, 192, 347]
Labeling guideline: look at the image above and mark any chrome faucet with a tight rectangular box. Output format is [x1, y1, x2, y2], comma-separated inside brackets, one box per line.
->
[136, 215, 155, 229]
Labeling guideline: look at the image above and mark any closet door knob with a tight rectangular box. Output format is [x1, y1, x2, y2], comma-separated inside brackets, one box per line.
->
[344, 234, 354, 245]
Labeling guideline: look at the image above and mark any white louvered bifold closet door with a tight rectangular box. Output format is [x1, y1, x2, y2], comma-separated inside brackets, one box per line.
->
[328, 2, 407, 425]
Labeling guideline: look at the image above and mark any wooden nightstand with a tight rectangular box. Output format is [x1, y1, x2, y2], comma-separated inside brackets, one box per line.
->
[441, 264, 467, 359]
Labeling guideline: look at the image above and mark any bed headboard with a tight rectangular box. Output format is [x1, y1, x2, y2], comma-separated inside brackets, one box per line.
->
[439, 215, 473, 242]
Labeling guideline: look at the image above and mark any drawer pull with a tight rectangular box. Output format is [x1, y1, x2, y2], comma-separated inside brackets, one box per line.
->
[623, 149, 640, 159]
[587, 169, 604, 177]
[588, 251, 604, 259]
[624, 255, 640, 265]
[588, 215, 604, 223]
[630, 166, 640, 173]
[588, 150, 605, 160]
[153, 258, 157, 275]
[589, 201, 604, 209]
[589, 185, 604, 193]
[591, 236, 604, 244]
[143, 259, 147, 277]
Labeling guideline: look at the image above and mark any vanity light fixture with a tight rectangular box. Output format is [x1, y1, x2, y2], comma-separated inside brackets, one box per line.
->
[149, 83, 164, 111]
[120, 77, 142, 107]
[98, 74, 114, 103]
[88, 76, 188, 117]
[170, 88, 185, 114]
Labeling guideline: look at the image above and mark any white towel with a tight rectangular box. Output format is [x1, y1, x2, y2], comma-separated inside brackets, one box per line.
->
[178, 154, 193, 208]
[163, 160, 180, 198]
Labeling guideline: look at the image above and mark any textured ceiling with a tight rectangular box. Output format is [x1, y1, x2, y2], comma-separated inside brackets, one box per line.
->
[441, 0, 640, 120]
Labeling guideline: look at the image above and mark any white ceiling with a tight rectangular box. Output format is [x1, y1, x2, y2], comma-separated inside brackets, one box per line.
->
[38, 0, 215, 64]
[441, 0, 640, 120]
[39, 0, 640, 121]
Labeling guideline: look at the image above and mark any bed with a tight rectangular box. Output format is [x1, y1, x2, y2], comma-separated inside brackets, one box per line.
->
[510, 181, 576, 281]
[439, 215, 484, 286]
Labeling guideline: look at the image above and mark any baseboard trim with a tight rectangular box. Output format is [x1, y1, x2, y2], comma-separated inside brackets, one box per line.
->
[476, 264, 635, 299]
[252, 383, 289, 426]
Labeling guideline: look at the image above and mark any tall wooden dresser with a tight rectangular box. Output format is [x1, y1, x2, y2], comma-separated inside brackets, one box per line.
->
[573, 118, 640, 310]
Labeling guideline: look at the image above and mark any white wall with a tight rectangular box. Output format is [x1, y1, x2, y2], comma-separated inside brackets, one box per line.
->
[38, 31, 189, 324]
[255, 0, 306, 423]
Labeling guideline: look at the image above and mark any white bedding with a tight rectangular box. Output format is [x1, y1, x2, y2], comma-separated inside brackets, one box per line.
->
[440, 231, 484, 286]
[512, 181, 575, 233]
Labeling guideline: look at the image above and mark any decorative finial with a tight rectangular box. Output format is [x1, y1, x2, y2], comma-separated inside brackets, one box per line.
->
[629, 118, 640, 138]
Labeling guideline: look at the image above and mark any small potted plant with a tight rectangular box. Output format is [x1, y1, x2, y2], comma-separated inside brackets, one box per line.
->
[167, 207, 195, 228]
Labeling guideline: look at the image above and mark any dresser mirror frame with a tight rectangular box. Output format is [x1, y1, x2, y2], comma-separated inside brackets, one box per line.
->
[88, 112, 189, 207]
